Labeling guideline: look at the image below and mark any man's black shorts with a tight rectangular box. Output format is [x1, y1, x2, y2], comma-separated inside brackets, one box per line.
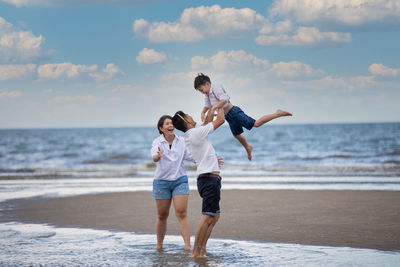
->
[197, 173, 221, 216]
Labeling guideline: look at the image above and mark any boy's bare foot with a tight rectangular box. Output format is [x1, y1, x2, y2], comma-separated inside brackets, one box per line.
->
[276, 109, 292, 117]
[246, 145, 253, 161]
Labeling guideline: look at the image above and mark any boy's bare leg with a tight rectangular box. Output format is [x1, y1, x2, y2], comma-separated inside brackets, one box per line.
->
[192, 215, 217, 258]
[234, 134, 253, 161]
[254, 109, 292, 127]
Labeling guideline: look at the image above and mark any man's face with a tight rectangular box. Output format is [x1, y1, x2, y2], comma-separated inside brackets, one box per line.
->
[196, 82, 211, 95]
[185, 114, 196, 127]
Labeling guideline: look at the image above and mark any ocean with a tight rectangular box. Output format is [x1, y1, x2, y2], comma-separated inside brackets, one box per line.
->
[1, 122, 399, 266]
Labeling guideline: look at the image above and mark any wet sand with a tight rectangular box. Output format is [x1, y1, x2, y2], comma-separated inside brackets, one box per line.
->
[1, 190, 400, 251]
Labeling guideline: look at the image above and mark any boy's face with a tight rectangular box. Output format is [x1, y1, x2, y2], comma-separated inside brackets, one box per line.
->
[196, 82, 211, 95]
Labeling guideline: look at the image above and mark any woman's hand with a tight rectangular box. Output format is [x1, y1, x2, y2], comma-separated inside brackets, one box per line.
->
[153, 147, 162, 162]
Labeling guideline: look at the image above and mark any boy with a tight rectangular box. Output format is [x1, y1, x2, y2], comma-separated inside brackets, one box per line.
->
[194, 73, 292, 161]
[172, 108, 225, 258]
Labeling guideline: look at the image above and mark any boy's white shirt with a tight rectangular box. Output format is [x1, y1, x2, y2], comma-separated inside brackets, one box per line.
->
[184, 123, 220, 176]
[151, 134, 194, 181]
[204, 82, 230, 109]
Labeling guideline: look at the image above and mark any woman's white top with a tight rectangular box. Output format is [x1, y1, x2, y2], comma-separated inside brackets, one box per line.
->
[151, 134, 194, 181]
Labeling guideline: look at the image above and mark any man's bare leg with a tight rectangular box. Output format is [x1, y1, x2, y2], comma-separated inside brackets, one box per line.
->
[200, 213, 220, 256]
[234, 134, 253, 161]
[192, 214, 217, 258]
[254, 109, 292, 127]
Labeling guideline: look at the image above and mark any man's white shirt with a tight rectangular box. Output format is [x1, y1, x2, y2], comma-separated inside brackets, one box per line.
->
[184, 123, 220, 176]
[151, 134, 194, 181]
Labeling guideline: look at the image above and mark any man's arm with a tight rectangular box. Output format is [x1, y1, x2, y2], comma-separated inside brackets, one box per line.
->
[212, 106, 225, 130]
[201, 106, 209, 123]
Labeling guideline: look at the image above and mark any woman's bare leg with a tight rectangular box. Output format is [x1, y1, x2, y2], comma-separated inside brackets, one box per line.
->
[155, 199, 172, 250]
[172, 194, 191, 250]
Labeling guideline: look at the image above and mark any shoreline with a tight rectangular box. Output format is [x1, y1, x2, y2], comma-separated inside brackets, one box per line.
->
[1, 190, 400, 251]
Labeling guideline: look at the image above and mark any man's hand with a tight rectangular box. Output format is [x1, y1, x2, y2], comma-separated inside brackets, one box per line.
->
[217, 157, 224, 167]
[201, 112, 206, 122]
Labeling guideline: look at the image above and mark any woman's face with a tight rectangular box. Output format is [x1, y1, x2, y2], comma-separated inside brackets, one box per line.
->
[160, 118, 174, 136]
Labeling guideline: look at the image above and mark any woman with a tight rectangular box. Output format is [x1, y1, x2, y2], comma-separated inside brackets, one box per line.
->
[151, 115, 194, 250]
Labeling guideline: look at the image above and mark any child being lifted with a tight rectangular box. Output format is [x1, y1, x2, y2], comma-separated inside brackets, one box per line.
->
[194, 73, 292, 161]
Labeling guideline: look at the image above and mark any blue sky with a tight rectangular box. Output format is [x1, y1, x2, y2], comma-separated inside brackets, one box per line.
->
[0, 0, 399, 128]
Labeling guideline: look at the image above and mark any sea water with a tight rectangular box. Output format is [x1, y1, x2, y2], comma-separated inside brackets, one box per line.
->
[0, 222, 399, 266]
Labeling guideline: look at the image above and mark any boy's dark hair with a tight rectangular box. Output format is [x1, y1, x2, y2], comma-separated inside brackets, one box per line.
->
[157, 115, 172, 134]
[172, 111, 188, 133]
[194, 73, 211, 90]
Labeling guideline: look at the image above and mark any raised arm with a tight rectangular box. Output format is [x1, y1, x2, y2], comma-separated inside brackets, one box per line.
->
[212, 106, 225, 130]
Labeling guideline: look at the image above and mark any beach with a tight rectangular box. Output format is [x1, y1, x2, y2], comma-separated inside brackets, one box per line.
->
[2, 189, 400, 251]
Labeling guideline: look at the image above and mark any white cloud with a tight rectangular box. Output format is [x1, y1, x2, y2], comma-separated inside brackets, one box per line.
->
[37, 63, 97, 80]
[256, 26, 351, 46]
[133, 5, 266, 43]
[283, 75, 375, 90]
[0, 64, 36, 81]
[89, 63, 124, 82]
[270, 61, 324, 78]
[0, 16, 47, 63]
[0, 90, 21, 99]
[269, 0, 400, 29]
[368, 63, 400, 77]
[191, 50, 322, 79]
[50, 95, 105, 104]
[191, 50, 269, 71]
[1, 0, 158, 7]
[136, 48, 166, 64]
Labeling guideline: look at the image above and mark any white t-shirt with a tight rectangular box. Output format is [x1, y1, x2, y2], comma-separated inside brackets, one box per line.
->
[151, 134, 194, 181]
[204, 82, 230, 109]
[184, 123, 220, 176]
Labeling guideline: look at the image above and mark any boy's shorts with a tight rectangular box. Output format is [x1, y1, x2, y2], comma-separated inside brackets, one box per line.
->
[225, 106, 256, 136]
[152, 175, 189, 199]
[197, 173, 221, 217]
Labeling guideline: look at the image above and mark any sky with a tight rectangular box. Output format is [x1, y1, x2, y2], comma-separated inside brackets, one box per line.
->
[0, 0, 399, 128]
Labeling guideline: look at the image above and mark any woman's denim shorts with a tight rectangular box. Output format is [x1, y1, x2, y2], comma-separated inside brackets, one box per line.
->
[152, 175, 189, 199]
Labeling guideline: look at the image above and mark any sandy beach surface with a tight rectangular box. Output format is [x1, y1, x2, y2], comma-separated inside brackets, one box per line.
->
[1, 190, 400, 251]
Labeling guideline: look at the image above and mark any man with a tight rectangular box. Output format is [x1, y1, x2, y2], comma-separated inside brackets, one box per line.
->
[172, 108, 225, 257]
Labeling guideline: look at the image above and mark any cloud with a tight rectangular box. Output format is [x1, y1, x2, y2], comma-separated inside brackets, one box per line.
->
[37, 63, 97, 80]
[191, 50, 322, 78]
[1, 0, 158, 7]
[50, 95, 105, 104]
[0, 16, 48, 63]
[133, 5, 266, 43]
[89, 63, 124, 82]
[270, 61, 324, 78]
[368, 63, 400, 77]
[0, 90, 21, 99]
[37, 62, 123, 82]
[283, 75, 375, 90]
[191, 50, 269, 71]
[255, 25, 351, 46]
[269, 0, 400, 30]
[0, 64, 36, 81]
[136, 48, 166, 64]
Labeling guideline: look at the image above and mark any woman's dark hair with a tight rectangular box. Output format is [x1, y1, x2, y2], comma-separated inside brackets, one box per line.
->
[194, 73, 211, 89]
[172, 111, 187, 133]
[157, 115, 172, 134]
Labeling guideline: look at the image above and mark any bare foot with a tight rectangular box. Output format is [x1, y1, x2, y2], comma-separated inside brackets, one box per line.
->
[246, 145, 253, 161]
[276, 109, 292, 117]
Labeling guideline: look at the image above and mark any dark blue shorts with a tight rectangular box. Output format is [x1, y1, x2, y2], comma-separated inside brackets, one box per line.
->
[197, 174, 221, 217]
[225, 106, 256, 136]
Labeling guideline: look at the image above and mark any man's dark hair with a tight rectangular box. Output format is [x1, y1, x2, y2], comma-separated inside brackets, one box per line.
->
[157, 115, 172, 134]
[194, 73, 211, 90]
[172, 111, 188, 133]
